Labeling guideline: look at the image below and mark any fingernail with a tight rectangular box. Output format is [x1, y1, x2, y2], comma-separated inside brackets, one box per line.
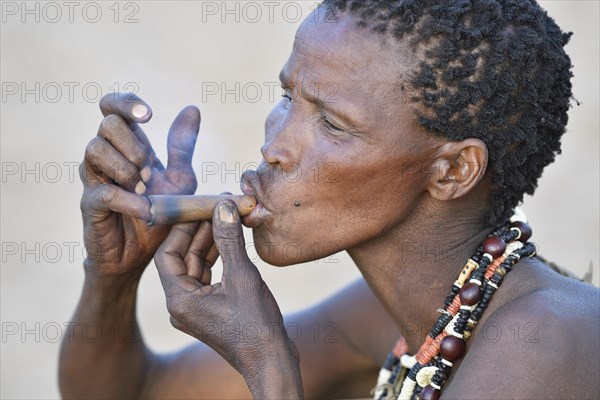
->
[140, 165, 152, 182]
[131, 104, 148, 119]
[135, 181, 146, 195]
[218, 203, 235, 223]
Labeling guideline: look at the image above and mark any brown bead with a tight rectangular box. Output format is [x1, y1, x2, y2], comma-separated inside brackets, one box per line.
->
[511, 221, 532, 242]
[459, 282, 481, 306]
[419, 385, 441, 400]
[440, 335, 466, 361]
[483, 236, 505, 258]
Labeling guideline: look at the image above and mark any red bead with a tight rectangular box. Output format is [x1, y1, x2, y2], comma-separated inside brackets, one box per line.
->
[420, 385, 441, 400]
[483, 236, 505, 258]
[511, 221, 532, 242]
[440, 335, 466, 361]
[459, 282, 482, 306]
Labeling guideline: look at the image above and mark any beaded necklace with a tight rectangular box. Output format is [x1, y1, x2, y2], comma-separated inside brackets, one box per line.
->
[372, 209, 536, 400]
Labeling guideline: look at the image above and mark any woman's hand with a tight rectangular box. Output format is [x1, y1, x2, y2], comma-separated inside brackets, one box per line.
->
[80, 92, 200, 281]
[155, 201, 304, 399]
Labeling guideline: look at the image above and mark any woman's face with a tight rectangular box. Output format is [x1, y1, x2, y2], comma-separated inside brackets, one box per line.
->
[241, 11, 444, 266]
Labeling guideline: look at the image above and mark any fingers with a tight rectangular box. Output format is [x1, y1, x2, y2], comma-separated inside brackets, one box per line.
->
[84, 137, 141, 192]
[166, 106, 200, 171]
[83, 183, 152, 221]
[99, 92, 152, 123]
[185, 221, 215, 282]
[98, 114, 149, 169]
[212, 201, 254, 283]
[155, 222, 204, 292]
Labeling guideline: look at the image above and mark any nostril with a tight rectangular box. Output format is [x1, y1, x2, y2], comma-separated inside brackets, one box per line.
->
[261, 142, 280, 165]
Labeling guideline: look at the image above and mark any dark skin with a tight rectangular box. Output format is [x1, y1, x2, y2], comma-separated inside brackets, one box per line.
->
[59, 10, 600, 400]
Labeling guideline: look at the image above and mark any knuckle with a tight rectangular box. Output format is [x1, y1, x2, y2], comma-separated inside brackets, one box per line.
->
[99, 185, 119, 206]
[121, 164, 139, 184]
[78, 162, 86, 179]
[78, 162, 89, 183]
[214, 224, 243, 241]
[99, 92, 117, 106]
[79, 193, 90, 212]
[130, 144, 149, 167]
[85, 137, 108, 159]
[99, 114, 124, 135]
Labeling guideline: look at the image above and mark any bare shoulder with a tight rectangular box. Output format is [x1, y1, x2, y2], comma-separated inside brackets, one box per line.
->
[444, 259, 600, 399]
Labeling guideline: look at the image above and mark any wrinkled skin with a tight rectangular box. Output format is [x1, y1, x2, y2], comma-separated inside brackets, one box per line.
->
[80, 93, 201, 280]
[60, 8, 600, 400]
[243, 15, 449, 266]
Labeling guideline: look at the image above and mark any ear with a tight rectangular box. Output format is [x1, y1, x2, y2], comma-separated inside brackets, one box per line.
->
[426, 138, 488, 201]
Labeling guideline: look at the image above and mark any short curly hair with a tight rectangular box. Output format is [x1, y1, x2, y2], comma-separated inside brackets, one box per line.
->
[321, 0, 574, 224]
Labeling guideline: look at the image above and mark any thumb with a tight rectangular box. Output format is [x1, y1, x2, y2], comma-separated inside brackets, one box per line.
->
[166, 105, 200, 171]
[212, 200, 253, 280]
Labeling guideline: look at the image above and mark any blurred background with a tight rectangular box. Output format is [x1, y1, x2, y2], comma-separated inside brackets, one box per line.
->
[1, 1, 598, 398]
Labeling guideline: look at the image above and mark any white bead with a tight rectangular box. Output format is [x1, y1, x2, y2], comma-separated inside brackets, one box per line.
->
[400, 354, 417, 369]
[441, 358, 454, 367]
[504, 240, 523, 256]
[510, 227, 521, 240]
[373, 369, 392, 399]
[445, 314, 464, 338]
[416, 366, 439, 388]
[486, 280, 499, 289]
[397, 377, 416, 400]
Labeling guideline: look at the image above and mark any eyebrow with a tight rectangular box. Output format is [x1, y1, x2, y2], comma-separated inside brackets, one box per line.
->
[278, 69, 362, 130]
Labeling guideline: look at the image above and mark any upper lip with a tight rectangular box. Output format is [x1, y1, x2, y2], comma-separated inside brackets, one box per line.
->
[240, 170, 260, 200]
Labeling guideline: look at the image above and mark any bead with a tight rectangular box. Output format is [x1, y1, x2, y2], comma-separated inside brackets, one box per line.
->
[383, 353, 397, 370]
[416, 366, 438, 387]
[440, 358, 453, 367]
[398, 377, 417, 400]
[511, 221, 532, 242]
[440, 336, 466, 361]
[459, 282, 482, 306]
[486, 280, 499, 289]
[419, 385, 441, 400]
[393, 337, 409, 357]
[483, 236, 506, 258]
[401, 354, 417, 369]
[455, 259, 479, 286]
[469, 278, 482, 286]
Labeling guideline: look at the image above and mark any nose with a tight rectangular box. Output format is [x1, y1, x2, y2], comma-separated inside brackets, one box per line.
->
[261, 105, 302, 172]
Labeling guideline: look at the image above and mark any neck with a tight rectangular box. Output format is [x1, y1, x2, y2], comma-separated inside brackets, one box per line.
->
[348, 201, 492, 353]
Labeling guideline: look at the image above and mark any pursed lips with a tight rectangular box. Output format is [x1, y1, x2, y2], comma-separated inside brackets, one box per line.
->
[240, 169, 273, 228]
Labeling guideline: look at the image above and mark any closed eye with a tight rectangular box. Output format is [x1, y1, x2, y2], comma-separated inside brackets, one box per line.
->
[319, 114, 343, 132]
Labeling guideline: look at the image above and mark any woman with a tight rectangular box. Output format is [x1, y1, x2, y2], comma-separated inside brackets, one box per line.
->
[59, 1, 599, 399]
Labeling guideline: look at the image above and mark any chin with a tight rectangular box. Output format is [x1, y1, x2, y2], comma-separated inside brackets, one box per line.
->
[251, 224, 344, 267]
[252, 227, 301, 266]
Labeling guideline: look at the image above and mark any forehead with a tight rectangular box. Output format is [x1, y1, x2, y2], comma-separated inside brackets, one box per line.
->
[293, 10, 407, 76]
[282, 10, 415, 125]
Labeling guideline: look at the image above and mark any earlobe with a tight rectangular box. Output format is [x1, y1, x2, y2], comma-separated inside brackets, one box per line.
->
[426, 138, 488, 201]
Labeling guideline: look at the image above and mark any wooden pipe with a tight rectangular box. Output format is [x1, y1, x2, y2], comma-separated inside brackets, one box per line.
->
[148, 195, 257, 225]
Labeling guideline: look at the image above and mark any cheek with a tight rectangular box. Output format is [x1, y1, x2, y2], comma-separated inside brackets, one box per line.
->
[253, 149, 426, 266]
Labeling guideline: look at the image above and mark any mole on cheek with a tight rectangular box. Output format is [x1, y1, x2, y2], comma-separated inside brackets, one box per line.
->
[293, 200, 302, 207]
